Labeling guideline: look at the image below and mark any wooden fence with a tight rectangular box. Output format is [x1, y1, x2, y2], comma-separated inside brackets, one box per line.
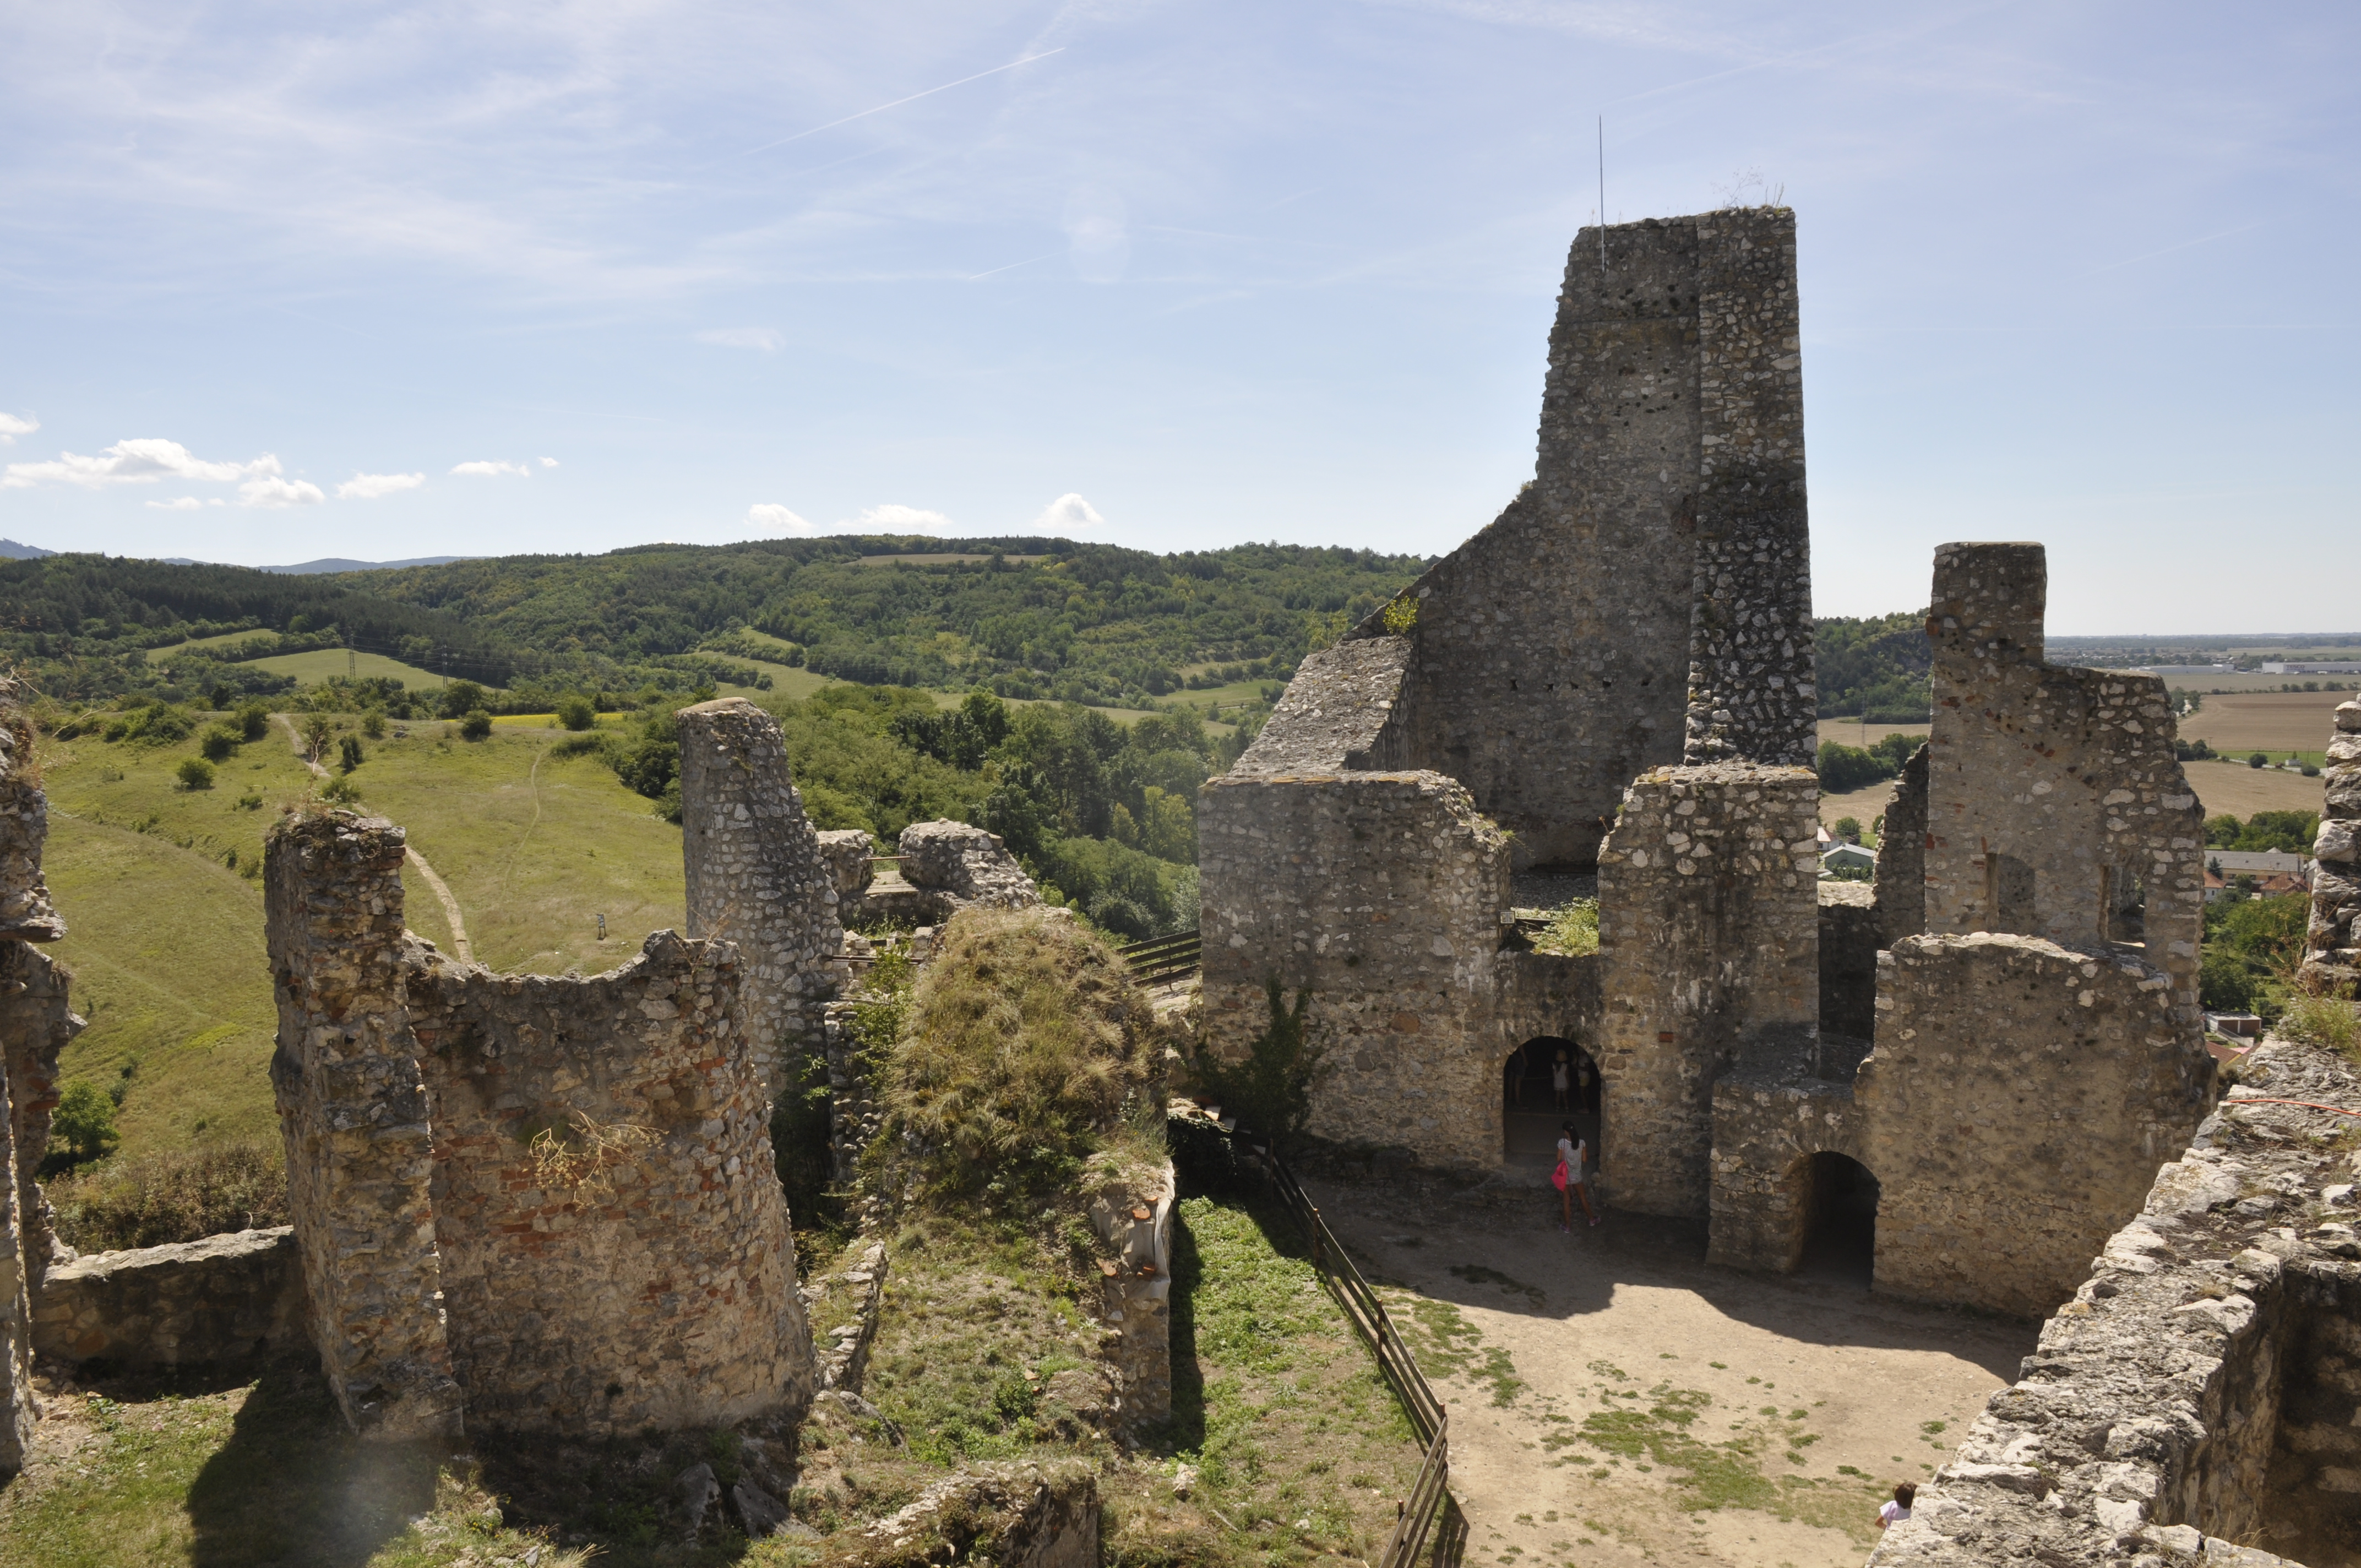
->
[1116, 928, 1202, 986]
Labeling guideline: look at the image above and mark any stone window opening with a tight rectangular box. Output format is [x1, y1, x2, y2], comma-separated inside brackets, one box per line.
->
[1503, 1037, 1600, 1171]
[1797, 1152, 1879, 1288]
[2103, 864, 2146, 945]
[1985, 851, 2038, 935]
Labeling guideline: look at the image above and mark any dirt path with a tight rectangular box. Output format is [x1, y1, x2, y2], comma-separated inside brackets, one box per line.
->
[1304, 1173, 2034, 1568]
[273, 712, 472, 961]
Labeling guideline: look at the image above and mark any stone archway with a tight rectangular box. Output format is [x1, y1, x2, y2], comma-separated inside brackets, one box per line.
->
[1502, 1036, 1601, 1170]
[1797, 1151, 1879, 1288]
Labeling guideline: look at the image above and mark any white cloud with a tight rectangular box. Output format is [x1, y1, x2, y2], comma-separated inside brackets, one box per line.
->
[539, 456, 559, 468]
[1, 437, 280, 490]
[451, 459, 532, 477]
[145, 496, 215, 510]
[241, 476, 327, 508]
[1033, 492, 1105, 530]
[747, 503, 814, 535]
[337, 471, 427, 499]
[697, 328, 784, 352]
[847, 503, 953, 531]
[0, 413, 36, 446]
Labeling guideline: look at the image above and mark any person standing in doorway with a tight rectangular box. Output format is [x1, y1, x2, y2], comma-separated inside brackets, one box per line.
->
[1551, 1049, 1571, 1112]
[1556, 1122, 1598, 1229]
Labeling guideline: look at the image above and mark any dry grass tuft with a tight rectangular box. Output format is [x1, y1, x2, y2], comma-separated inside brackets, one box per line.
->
[48, 1139, 288, 1252]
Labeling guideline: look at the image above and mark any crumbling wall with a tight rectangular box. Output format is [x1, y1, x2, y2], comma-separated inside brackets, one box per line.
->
[1858, 933, 2213, 1318]
[1594, 764, 1820, 1217]
[1865, 1038, 2360, 1567]
[817, 829, 876, 905]
[677, 697, 844, 1097]
[1707, 1071, 1864, 1275]
[896, 821, 1040, 914]
[265, 812, 463, 1439]
[406, 931, 815, 1435]
[33, 1227, 307, 1365]
[1873, 743, 1929, 946]
[266, 807, 815, 1439]
[1365, 210, 1806, 867]
[1919, 543, 2205, 1013]
[2302, 698, 2360, 998]
[1087, 1161, 1174, 1431]
[1196, 769, 1512, 1168]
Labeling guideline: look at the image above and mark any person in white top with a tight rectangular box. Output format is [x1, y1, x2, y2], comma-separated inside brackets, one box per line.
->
[1876, 1482, 1914, 1529]
[1551, 1050, 1571, 1111]
[1555, 1122, 1598, 1230]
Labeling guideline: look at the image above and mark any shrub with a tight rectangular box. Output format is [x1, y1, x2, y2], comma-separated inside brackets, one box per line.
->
[2280, 994, 2359, 1056]
[1833, 815, 1861, 843]
[47, 1140, 289, 1251]
[1815, 741, 1894, 794]
[337, 734, 365, 772]
[199, 725, 240, 762]
[556, 694, 597, 731]
[882, 908, 1159, 1201]
[49, 1081, 119, 1167]
[1188, 974, 1324, 1152]
[1534, 898, 1599, 957]
[361, 707, 387, 739]
[176, 756, 216, 790]
[439, 679, 488, 720]
[2250, 753, 2267, 769]
[320, 774, 362, 803]
[237, 702, 271, 741]
[459, 708, 493, 740]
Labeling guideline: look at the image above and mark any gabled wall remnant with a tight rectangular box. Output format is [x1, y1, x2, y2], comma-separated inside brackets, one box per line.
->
[1918, 543, 2205, 1009]
[2303, 699, 2361, 998]
[678, 697, 845, 1096]
[265, 808, 815, 1440]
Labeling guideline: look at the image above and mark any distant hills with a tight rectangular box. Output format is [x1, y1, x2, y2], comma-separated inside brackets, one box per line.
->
[0, 538, 52, 560]
[0, 540, 472, 574]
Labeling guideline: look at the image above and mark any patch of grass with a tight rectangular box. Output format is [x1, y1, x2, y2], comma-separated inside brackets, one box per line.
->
[2282, 993, 2360, 1055]
[238, 648, 448, 688]
[0, 1362, 605, 1568]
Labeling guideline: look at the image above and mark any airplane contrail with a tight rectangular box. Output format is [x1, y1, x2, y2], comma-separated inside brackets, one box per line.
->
[733, 48, 1067, 160]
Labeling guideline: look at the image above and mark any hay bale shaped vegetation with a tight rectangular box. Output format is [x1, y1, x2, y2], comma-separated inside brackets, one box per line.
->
[882, 907, 1161, 1203]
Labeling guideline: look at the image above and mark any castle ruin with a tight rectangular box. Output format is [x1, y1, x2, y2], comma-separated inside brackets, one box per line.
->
[1198, 208, 2218, 1318]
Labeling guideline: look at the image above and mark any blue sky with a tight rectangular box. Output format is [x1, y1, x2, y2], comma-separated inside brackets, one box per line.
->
[2, 1, 2353, 633]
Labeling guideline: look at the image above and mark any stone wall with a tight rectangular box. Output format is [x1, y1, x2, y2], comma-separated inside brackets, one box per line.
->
[1858, 933, 2213, 1317]
[2302, 698, 2360, 998]
[265, 811, 463, 1440]
[1816, 880, 1879, 1045]
[896, 821, 1041, 914]
[1866, 1037, 2361, 1566]
[817, 829, 876, 903]
[1087, 1160, 1174, 1431]
[266, 807, 815, 1439]
[1359, 210, 1807, 869]
[1594, 764, 1821, 1217]
[33, 1227, 307, 1365]
[1920, 543, 2205, 1014]
[1197, 769, 1516, 1169]
[0, 680, 61, 1474]
[677, 697, 844, 1097]
[407, 931, 816, 1436]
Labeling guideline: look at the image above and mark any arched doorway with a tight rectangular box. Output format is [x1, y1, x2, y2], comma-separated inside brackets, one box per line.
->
[1797, 1152, 1879, 1287]
[1502, 1037, 1600, 1170]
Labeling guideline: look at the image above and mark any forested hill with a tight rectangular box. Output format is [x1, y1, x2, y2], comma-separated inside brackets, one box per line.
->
[9, 536, 1937, 720]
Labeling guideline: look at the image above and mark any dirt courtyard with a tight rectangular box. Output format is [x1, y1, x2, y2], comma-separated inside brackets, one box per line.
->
[1302, 1172, 2036, 1568]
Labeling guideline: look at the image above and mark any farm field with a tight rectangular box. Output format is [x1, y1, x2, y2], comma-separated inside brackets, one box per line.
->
[2180, 689, 2354, 756]
[1815, 718, 1928, 752]
[241, 647, 446, 688]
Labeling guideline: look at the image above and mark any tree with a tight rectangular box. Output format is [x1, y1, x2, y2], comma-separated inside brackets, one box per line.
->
[51, 1081, 119, 1166]
[440, 680, 488, 720]
[459, 709, 493, 741]
[177, 756, 215, 790]
[236, 703, 270, 741]
[2250, 752, 2267, 769]
[337, 735, 365, 772]
[556, 694, 597, 731]
[1188, 976, 1324, 1152]
[200, 725, 239, 762]
[1833, 816, 1862, 844]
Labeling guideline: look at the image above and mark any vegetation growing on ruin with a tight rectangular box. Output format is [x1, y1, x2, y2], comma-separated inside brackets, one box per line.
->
[45, 1139, 286, 1252]
[1185, 977, 1323, 1152]
[1532, 897, 1600, 957]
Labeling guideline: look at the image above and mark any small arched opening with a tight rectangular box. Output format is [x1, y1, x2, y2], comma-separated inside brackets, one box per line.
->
[1502, 1037, 1600, 1170]
[1797, 1152, 1879, 1287]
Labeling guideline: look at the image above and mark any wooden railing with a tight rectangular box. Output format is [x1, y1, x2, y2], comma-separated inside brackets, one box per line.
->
[1116, 928, 1201, 986]
[1228, 1127, 1460, 1568]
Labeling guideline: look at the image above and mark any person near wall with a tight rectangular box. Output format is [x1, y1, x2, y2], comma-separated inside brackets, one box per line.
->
[1877, 1482, 1914, 1529]
[1556, 1123, 1599, 1230]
